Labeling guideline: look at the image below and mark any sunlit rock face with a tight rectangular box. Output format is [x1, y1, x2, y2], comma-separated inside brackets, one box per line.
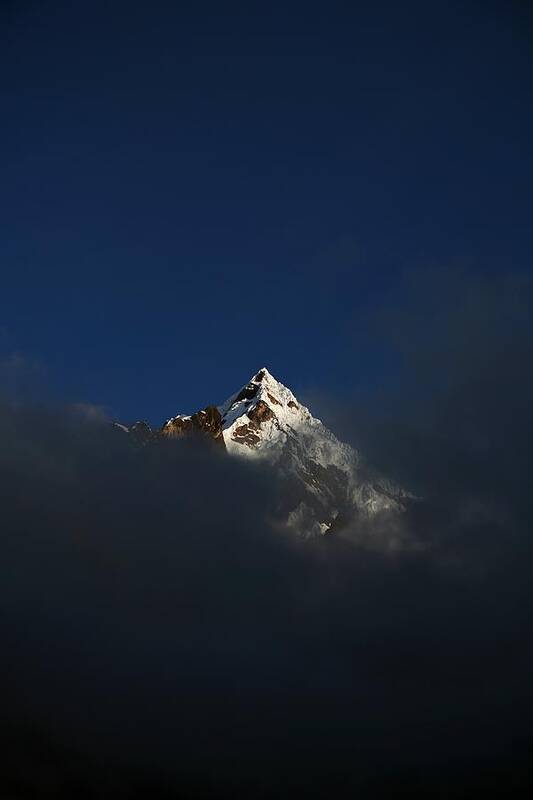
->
[114, 407, 225, 448]
[162, 405, 225, 448]
[115, 367, 409, 537]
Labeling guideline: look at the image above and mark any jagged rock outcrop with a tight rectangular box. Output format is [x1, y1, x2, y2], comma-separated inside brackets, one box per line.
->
[114, 406, 225, 448]
[161, 405, 225, 448]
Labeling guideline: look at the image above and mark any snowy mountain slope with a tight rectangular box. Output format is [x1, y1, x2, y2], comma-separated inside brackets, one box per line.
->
[217, 368, 407, 535]
[116, 367, 408, 537]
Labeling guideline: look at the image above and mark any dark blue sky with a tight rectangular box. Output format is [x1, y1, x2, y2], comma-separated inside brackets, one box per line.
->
[2, 0, 532, 422]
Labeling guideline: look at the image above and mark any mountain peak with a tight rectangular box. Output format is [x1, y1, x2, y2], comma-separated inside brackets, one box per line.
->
[247, 367, 287, 392]
[219, 367, 305, 432]
[251, 367, 276, 383]
[115, 366, 409, 538]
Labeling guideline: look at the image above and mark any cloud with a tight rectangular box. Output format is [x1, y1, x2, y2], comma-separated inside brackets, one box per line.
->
[1, 271, 533, 797]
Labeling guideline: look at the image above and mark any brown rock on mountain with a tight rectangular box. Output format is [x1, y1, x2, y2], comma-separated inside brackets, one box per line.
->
[161, 406, 225, 448]
[247, 400, 275, 428]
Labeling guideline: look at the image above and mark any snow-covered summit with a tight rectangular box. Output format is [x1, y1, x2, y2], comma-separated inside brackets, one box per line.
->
[219, 367, 314, 455]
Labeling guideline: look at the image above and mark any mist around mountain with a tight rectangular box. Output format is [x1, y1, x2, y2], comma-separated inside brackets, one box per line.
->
[1, 271, 533, 798]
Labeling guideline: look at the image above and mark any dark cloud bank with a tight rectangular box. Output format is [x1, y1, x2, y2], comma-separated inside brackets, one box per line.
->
[2, 272, 533, 798]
